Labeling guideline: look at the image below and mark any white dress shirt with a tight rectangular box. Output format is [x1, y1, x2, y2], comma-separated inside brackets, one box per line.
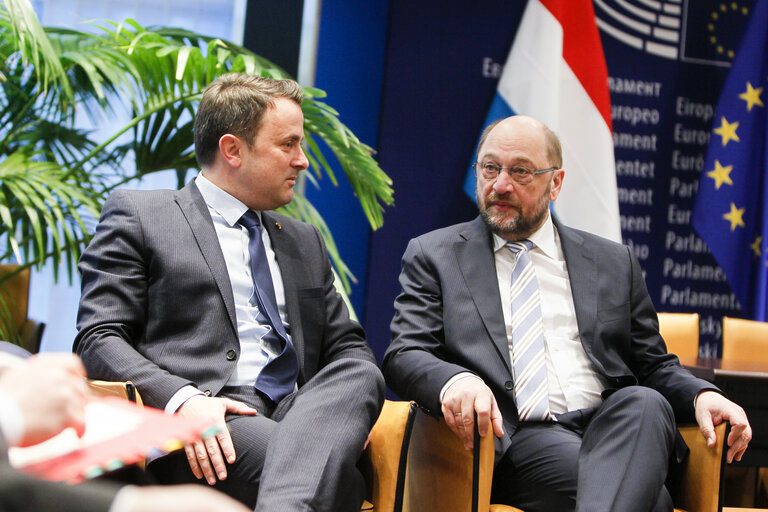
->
[442, 212, 608, 415]
[165, 173, 293, 413]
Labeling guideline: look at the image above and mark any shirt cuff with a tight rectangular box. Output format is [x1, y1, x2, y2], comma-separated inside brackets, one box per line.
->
[0, 391, 25, 446]
[439, 372, 482, 403]
[165, 385, 205, 414]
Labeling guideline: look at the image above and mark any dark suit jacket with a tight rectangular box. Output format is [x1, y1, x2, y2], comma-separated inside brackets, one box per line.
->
[74, 181, 375, 409]
[383, 215, 715, 458]
[0, 432, 118, 512]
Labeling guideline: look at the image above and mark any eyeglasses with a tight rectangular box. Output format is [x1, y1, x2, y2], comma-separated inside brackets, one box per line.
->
[473, 161, 558, 185]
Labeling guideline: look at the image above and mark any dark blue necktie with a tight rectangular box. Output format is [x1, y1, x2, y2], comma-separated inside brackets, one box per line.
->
[238, 210, 299, 402]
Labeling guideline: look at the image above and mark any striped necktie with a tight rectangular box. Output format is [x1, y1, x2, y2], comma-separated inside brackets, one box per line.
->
[507, 240, 551, 422]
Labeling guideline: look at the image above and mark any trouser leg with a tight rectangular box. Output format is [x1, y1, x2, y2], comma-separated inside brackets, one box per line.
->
[576, 386, 676, 512]
[491, 423, 579, 511]
[255, 358, 385, 512]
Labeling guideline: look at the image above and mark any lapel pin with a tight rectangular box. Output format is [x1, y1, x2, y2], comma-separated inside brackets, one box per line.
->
[275, 222, 282, 231]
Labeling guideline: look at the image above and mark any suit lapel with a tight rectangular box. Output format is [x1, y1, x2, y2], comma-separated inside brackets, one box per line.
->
[554, 218, 603, 368]
[261, 212, 305, 377]
[455, 217, 512, 373]
[174, 182, 238, 334]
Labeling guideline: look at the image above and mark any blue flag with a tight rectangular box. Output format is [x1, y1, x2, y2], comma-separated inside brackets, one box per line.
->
[692, 0, 768, 320]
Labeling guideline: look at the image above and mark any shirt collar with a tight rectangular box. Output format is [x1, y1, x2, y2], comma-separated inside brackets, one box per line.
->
[195, 172, 260, 227]
[492, 210, 558, 259]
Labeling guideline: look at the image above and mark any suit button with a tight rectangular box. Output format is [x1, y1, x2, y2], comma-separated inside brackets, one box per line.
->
[204, 390, 211, 396]
[226, 350, 236, 361]
[504, 380, 514, 391]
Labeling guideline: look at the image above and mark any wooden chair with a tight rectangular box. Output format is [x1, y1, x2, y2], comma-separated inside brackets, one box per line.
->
[86, 379, 144, 407]
[0, 264, 45, 353]
[722, 317, 768, 363]
[658, 312, 700, 359]
[362, 400, 418, 512]
[402, 404, 727, 512]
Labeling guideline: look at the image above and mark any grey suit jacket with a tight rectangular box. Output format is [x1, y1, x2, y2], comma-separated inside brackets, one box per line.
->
[383, 215, 715, 458]
[74, 181, 375, 409]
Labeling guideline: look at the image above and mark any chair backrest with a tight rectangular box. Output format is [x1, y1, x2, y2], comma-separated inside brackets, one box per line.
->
[0, 264, 30, 334]
[403, 406, 497, 512]
[722, 316, 768, 363]
[365, 400, 417, 512]
[658, 312, 700, 359]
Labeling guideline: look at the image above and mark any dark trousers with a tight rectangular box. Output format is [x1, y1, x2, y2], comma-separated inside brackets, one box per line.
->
[150, 358, 385, 512]
[491, 386, 677, 512]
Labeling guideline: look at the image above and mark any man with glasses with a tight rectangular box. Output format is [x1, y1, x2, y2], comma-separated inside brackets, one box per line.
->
[383, 115, 751, 511]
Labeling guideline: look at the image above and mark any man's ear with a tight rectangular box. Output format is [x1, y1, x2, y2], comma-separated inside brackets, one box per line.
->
[218, 134, 243, 167]
[549, 168, 565, 202]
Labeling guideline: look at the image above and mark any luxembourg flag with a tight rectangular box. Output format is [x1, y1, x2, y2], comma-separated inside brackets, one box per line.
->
[464, 0, 621, 242]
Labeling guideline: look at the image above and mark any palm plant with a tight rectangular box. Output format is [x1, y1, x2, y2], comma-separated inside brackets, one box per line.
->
[0, 0, 394, 342]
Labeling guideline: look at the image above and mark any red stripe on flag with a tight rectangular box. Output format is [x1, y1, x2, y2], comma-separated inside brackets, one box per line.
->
[539, 0, 612, 130]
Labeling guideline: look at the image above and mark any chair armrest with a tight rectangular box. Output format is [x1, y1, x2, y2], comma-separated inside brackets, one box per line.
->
[403, 406, 522, 512]
[364, 400, 416, 512]
[673, 422, 727, 512]
[86, 379, 143, 407]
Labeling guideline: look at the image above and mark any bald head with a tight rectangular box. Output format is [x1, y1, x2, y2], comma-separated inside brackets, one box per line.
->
[476, 115, 562, 169]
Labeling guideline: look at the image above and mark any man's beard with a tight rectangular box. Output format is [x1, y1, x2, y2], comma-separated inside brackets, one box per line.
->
[478, 187, 550, 240]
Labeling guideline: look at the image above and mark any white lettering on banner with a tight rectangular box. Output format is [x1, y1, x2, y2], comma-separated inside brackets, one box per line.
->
[623, 238, 650, 260]
[668, 177, 699, 198]
[620, 215, 652, 232]
[665, 231, 709, 253]
[482, 57, 503, 78]
[613, 132, 658, 151]
[612, 105, 660, 125]
[660, 285, 739, 309]
[671, 150, 704, 171]
[608, 77, 663, 97]
[617, 187, 653, 205]
[667, 204, 691, 225]
[615, 159, 656, 178]
[673, 123, 710, 145]
[675, 97, 714, 123]
[662, 258, 726, 281]
[700, 315, 723, 340]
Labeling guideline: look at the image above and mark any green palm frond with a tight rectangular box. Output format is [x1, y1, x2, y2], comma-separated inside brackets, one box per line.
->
[0, 149, 101, 281]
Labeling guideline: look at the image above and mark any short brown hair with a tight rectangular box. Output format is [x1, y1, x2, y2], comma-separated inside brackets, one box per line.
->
[475, 116, 563, 168]
[194, 73, 303, 168]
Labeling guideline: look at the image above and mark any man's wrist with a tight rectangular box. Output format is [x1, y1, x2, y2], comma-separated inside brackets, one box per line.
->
[440, 372, 482, 402]
[165, 386, 205, 414]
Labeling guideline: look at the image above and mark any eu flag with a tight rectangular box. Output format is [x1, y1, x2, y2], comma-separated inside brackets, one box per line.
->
[692, 0, 768, 320]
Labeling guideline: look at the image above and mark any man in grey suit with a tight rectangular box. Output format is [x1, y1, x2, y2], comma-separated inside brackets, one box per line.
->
[383, 115, 751, 512]
[74, 73, 385, 511]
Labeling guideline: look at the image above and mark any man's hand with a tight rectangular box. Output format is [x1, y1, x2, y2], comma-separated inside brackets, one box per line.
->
[177, 395, 258, 485]
[0, 354, 87, 446]
[694, 390, 752, 463]
[441, 376, 504, 451]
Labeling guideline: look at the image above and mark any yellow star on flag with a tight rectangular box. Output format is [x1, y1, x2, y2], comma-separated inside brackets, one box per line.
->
[713, 116, 740, 146]
[752, 236, 762, 257]
[739, 82, 764, 111]
[723, 202, 746, 231]
[707, 160, 734, 189]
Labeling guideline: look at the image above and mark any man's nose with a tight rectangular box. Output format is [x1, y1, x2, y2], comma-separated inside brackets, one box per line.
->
[493, 170, 516, 194]
[294, 145, 309, 170]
